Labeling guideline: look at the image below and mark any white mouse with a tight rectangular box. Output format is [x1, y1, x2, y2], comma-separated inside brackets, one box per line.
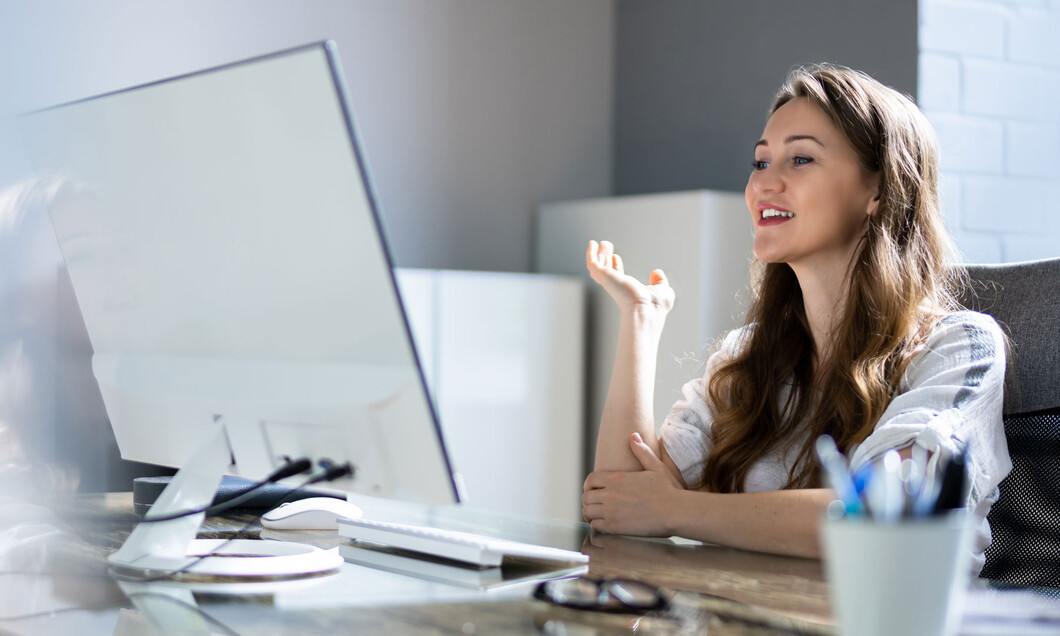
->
[260, 496, 364, 530]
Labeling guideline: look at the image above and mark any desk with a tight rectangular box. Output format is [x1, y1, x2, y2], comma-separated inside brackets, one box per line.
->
[1, 493, 834, 635]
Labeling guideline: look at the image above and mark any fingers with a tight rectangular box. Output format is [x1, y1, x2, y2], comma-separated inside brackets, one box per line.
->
[586, 241, 664, 286]
[582, 490, 606, 525]
[598, 240, 614, 268]
[582, 486, 604, 506]
[585, 240, 619, 272]
[582, 502, 603, 521]
[587, 241, 665, 285]
[628, 432, 664, 471]
[583, 470, 617, 492]
[649, 268, 677, 308]
[583, 503, 612, 535]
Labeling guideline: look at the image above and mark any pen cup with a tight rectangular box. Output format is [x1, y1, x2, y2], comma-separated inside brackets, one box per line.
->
[821, 510, 972, 636]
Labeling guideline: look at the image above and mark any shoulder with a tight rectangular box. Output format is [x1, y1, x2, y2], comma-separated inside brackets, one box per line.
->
[677, 324, 754, 394]
[925, 310, 1005, 357]
[714, 323, 755, 358]
[903, 310, 1006, 386]
[695, 323, 754, 377]
[935, 309, 1002, 333]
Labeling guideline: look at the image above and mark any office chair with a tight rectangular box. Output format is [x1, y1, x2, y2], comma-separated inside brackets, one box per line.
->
[957, 258, 1060, 589]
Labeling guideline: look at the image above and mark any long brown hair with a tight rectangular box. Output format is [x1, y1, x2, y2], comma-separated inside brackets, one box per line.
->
[701, 64, 962, 492]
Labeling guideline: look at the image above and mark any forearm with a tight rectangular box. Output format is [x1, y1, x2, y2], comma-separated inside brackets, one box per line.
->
[594, 308, 667, 472]
[666, 488, 834, 559]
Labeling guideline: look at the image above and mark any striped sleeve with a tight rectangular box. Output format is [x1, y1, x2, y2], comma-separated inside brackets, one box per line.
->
[848, 310, 1011, 574]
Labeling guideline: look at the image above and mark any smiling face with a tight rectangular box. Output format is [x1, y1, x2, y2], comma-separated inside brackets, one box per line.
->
[745, 98, 880, 275]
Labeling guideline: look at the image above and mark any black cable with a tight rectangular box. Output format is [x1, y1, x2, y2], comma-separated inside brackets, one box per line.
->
[109, 461, 354, 584]
[313, 460, 354, 484]
[137, 457, 314, 523]
[3, 463, 355, 620]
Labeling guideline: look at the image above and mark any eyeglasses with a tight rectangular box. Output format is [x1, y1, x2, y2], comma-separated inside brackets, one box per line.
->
[534, 575, 669, 613]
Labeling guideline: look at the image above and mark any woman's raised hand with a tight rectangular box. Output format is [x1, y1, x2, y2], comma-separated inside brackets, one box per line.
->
[586, 240, 675, 315]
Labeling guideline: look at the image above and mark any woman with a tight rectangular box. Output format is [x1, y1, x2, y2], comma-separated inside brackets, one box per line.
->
[581, 64, 1010, 571]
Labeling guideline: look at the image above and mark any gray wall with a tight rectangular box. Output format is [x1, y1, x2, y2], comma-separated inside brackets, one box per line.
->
[0, 0, 921, 494]
[0, 0, 614, 493]
[0, 0, 615, 273]
[613, 0, 919, 195]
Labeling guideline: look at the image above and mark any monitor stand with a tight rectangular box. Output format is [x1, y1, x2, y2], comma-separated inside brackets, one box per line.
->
[108, 421, 343, 581]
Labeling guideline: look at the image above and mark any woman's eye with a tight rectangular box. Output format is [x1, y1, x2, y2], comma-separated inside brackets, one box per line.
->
[751, 160, 769, 170]
[792, 156, 814, 166]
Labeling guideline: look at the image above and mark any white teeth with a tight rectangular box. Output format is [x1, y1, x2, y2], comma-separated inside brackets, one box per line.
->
[762, 208, 794, 219]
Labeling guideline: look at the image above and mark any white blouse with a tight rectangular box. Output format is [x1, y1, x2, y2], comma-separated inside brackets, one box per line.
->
[660, 310, 1011, 573]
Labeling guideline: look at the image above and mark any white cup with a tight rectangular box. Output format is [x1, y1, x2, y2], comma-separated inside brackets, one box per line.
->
[822, 510, 972, 636]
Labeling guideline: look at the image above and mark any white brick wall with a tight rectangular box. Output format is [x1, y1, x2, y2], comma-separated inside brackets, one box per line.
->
[919, 0, 1060, 263]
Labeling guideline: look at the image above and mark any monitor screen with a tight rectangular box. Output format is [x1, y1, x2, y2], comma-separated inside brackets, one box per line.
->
[18, 42, 458, 506]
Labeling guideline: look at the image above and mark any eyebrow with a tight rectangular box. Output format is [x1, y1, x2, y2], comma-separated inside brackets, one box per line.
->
[754, 135, 827, 149]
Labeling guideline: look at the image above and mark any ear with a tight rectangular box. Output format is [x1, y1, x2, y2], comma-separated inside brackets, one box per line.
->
[865, 172, 882, 217]
[866, 194, 880, 217]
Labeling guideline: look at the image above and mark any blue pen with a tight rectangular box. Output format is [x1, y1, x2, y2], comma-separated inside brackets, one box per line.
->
[815, 435, 864, 516]
[852, 461, 874, 508]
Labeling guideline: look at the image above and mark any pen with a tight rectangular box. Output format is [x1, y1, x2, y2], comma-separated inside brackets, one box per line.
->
[864, 449, 904, 522]
[815, 435, 865, 516]
[932, 448, 968, 514]
[852, 461, 874, 503]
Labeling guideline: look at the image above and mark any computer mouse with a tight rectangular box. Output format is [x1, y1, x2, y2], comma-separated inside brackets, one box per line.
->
[260, 496, 364, 530]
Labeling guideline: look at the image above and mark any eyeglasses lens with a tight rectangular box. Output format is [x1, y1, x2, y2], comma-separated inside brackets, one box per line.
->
[539, 577, 666, 612]
[543, 578, 606, 608]
[608, 580, 663, 609]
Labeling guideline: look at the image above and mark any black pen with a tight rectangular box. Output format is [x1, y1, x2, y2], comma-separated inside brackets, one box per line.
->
[931, 448, 968, 514]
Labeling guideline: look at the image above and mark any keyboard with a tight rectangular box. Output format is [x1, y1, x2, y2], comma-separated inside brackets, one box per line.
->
[337, 517, 589, 568]
[338, 544, 589, 590]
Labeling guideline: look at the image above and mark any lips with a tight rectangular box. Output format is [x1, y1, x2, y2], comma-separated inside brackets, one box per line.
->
[757, 204, 795, 226]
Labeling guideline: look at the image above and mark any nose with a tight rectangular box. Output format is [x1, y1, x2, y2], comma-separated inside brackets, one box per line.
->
[747, 164, 783, 195]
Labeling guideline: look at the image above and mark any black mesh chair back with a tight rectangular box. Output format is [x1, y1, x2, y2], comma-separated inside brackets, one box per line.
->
[957, 258, 1060, 588]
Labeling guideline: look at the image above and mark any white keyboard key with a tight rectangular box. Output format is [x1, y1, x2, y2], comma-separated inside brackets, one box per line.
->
[337, 518, 589, 568]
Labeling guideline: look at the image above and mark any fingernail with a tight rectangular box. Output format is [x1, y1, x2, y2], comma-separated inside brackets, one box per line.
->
[632, 432, 642, 442]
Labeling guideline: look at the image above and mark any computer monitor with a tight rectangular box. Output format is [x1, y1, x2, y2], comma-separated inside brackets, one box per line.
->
[19, 42, 459, 578]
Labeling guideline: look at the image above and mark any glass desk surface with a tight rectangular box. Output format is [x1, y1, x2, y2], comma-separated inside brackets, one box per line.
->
[0, 492, 836, 635]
